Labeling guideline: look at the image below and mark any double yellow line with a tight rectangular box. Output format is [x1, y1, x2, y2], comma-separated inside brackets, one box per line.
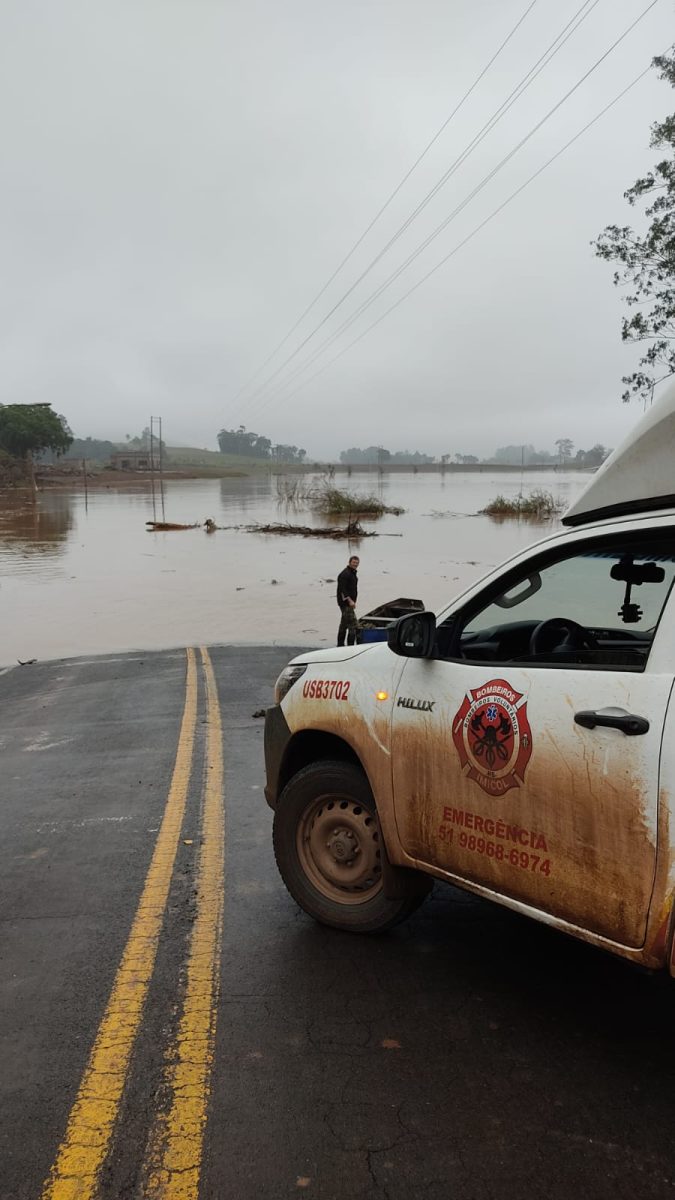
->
[42, 647, 225, 1200]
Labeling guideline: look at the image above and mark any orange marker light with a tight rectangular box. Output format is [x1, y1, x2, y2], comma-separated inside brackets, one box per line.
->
[376, 691, 389, 701]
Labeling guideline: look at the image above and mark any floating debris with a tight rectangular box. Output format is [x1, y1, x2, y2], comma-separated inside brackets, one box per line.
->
[146, 521, 199, 531]
[247, 520, 376, 539]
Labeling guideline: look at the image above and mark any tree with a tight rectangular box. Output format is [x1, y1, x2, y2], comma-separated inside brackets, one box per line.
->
[339, 445, 388, 464]
[65, 437, 117, 462]
[339, 445, 433, 464]
[574, 443, 611, 467]
[0, 403, 72, 487]
[42, 436, 117, 463]
[217, 426, 272, 459]
[126, 426, 167, 459]
[271, 443, 306, 463]
[493, 444, 527, 465]
[594, 48, 675, 404]
[390, 449, 434, 464]
[555, 438, 574, 463]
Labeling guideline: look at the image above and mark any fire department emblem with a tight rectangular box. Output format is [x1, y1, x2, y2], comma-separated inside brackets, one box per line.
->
[452, 678, 532, 797]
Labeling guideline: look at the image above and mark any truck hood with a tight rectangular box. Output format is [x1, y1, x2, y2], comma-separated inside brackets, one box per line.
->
[288, 644, 376, 666]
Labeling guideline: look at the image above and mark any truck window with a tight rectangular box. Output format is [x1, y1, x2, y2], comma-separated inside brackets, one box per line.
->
[440, 534, 675, 669]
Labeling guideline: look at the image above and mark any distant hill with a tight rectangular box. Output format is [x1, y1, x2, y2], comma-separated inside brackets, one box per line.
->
[166, 446, 315, 469]
[166, 446, 269, 468]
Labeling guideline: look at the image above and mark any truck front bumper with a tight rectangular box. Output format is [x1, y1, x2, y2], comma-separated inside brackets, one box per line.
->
[263, 704, 292, 810]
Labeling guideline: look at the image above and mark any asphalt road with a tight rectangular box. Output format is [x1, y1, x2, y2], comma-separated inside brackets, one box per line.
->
[1, 646, 674, 1200]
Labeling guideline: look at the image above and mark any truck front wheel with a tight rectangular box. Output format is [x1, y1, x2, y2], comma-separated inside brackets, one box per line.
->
[273, 760, 427, 933]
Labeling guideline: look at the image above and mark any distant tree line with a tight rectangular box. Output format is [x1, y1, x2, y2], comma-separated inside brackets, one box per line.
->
[339, 445, 434, 465]
[43, 429, 168, 463]
[217, 426, 306, 463]
[490, 442, 611, 467]
[338, 441, 612, 467]
[61, 436, 118, 461]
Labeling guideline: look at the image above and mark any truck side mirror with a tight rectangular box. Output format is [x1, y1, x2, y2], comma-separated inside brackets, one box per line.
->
[388, 612, 437, 658]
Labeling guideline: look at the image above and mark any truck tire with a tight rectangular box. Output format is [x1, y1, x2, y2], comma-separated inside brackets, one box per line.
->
[273, 760, 428, 933]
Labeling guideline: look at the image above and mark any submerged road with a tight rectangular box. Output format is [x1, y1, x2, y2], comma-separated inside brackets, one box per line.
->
[1, 647, 674, 1200]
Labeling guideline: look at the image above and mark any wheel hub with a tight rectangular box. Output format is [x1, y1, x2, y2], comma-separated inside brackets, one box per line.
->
[297, 796, 383, 905]
[327, 827, 360, 865]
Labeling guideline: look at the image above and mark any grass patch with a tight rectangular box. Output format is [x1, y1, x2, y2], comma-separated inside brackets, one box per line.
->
[274, 474, 405, 517]
[312, 487, 404, 516]
[275, 477, 315, 505]
[483, 489, 563, 518]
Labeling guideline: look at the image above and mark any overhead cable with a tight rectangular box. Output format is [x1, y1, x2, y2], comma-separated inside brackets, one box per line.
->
[244, 0, 660, 417]
[227, 0, 539, 407]
[253, 60, 656, 416]
[236, 0, 602, 417]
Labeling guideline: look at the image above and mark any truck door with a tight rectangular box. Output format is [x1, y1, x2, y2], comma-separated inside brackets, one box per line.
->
[390, 531, 675, 948]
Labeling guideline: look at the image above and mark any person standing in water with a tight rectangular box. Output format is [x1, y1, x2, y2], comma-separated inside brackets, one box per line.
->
[336, 555, 360, 646]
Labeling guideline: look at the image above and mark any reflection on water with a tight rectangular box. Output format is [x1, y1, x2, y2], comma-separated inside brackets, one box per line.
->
[219, 473, 274, 513]
[0, 471, 590, 665]
[0, 491, 74, 562]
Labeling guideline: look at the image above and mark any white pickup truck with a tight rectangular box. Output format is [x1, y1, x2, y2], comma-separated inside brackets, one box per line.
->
[264, 388, 675, 972]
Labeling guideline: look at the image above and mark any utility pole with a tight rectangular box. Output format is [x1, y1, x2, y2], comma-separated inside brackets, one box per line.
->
[158, 416, 166, 522]
[149, 415, 157, 523]
[149, 416, 166, 522]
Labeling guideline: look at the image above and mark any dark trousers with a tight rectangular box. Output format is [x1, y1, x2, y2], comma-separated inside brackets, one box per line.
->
[337, 604, 358, 646]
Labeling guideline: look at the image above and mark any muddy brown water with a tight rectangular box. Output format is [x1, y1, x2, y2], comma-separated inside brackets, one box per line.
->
[0, 471, 589, 667]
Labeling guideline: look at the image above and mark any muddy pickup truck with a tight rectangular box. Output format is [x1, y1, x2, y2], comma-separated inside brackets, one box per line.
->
[264, 387, 675, 973]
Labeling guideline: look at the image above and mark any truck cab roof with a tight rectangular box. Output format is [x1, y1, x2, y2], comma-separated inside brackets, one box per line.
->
[563, 380, 675, 527]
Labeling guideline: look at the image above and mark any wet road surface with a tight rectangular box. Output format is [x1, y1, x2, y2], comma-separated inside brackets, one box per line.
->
[1, 647, 674, 1199]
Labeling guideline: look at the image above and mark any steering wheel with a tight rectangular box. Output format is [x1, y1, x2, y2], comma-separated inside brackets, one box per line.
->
[529, 617, 599, 657]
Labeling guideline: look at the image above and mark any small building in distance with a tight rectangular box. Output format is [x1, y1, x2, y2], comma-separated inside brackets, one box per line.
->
[109, 450, 152, 471]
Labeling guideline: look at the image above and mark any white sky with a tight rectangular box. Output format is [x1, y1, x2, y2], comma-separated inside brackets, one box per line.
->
[0, 0, 672, 458]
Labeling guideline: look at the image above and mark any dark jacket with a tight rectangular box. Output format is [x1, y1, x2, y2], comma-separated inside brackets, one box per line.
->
[336, 565, 358, 609]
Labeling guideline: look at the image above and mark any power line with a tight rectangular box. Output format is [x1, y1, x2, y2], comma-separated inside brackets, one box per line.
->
[244, 0, 660, 418]
[237, 0, 601, 417]
[227, 0, 539, 408]
[253, 61, 655, 418]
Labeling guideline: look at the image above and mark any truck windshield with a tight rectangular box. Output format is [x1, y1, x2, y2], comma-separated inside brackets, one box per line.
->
[447, 535, 675, 669]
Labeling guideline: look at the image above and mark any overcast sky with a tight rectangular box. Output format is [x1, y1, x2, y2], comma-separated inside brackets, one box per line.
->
[0, 0, 672, 459]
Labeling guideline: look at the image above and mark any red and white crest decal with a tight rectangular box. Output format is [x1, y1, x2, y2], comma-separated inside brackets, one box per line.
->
[452, 679, 532, 797]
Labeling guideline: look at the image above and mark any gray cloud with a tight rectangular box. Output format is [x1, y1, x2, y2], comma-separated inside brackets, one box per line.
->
[0, 0, 671, 458]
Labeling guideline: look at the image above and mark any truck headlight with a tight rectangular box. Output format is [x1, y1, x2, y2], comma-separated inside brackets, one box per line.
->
[274, 663, 308, 705]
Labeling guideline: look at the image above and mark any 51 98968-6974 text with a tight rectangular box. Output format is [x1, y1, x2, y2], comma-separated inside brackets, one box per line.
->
[437, 806, 552, 876]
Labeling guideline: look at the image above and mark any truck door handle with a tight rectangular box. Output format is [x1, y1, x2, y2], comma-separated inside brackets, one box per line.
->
[574, 707, 650, 736]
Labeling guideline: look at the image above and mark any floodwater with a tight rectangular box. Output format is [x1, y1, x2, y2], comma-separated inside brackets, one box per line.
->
[0, 471, 589, 667]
